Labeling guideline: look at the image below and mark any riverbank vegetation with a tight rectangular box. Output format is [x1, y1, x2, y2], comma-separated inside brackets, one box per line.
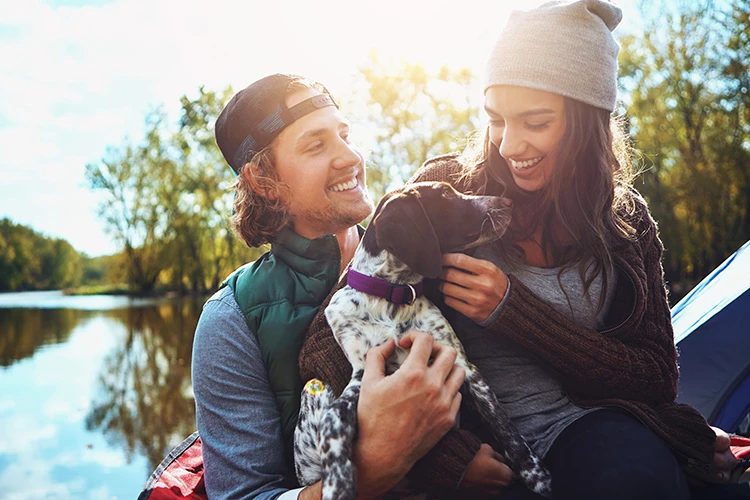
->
[1, 218, 84, 292]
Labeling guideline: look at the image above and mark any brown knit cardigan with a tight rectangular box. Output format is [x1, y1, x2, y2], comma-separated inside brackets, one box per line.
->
[299, 154, 718, 495]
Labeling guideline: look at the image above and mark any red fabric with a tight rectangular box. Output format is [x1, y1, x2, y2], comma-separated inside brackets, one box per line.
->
[730, 435, 750, 460]
[147, 437, 206, 500]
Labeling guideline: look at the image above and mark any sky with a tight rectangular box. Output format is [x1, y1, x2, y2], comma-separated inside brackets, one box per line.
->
[0, 0, 639, 257]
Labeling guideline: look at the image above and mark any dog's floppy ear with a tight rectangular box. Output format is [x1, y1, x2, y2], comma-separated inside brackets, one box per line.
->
[373, 192, 442, 278]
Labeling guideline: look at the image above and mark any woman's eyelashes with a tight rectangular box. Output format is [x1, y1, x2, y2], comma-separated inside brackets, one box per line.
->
[489, 119, 551, 131]
[526, 122, 551, 131]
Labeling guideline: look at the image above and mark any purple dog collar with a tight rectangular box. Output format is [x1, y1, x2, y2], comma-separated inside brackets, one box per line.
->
[347, 268, 424, 305]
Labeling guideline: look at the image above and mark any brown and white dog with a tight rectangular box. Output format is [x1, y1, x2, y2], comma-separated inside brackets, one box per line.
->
[294, 182, 553, 499]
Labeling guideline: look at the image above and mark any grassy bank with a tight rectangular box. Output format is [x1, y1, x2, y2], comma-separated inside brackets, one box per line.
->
[63, 284, 212, 299]
[63, 284, 133, 296]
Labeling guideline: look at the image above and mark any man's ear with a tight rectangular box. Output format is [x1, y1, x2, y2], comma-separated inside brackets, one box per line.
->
[373, 193, 442, 278]
[242, 162, 278, 200]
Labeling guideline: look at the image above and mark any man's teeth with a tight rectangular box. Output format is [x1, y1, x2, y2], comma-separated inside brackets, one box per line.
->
[509, 157, 543, 170]
[330, 178, 358, 192]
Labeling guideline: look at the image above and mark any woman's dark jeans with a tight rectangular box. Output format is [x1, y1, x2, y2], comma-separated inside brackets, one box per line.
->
[498, 409, 750, 499]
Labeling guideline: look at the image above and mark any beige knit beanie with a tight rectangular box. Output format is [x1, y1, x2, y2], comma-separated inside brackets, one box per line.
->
[484, 0, 622, 112]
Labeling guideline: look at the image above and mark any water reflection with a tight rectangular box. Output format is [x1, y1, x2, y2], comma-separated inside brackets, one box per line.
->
[0, 292, 206, 498]
[86, 302, 201, 468]
[0, 307, 81, 366]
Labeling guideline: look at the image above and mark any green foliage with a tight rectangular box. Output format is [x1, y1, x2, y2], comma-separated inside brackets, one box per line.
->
[85, 88, 261, 294]
[64, 284, 132, 296]
[620, 0, 750, 288]
[165, 86, 257, 292]
[79, 253, 127, 287]
[349, 51, 481, 201]
[85, 110, 177, 293]
[0, 218, 82, 291]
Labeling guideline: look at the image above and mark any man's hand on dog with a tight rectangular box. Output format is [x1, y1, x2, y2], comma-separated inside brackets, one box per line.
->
[440, 253, 509, 323]
[352, 331, 465, 498]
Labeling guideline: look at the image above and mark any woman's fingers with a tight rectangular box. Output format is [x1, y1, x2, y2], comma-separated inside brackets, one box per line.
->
[443, 295, 476, 319]
[443, 252, 488, 274]
[440, 253, 509, 323]
[441, 281, 478, 303]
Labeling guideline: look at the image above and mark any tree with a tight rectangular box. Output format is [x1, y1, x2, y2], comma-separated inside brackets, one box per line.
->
[721, 0, 750, 241]
[168, 87, 258, 292]
[39, 239, 82, 289]
[0, 218, 82, 291]
[349, 51, 482, 201]
[85, 110, 178, 293]
[85, 90, 262, 294]
[619, 0, 750, 292]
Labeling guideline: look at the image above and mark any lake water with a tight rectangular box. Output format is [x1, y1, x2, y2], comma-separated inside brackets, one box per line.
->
[0, 291, 207, 499]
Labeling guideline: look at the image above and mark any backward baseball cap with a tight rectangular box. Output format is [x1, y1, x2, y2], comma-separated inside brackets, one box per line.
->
[215, 73, 338, 175]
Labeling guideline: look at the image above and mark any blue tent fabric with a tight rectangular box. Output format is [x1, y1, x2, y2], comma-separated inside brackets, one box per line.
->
[672, 240, 750, 433]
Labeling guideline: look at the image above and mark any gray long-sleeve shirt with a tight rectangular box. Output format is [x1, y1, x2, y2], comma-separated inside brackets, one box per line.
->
[192, 286, 301, 499]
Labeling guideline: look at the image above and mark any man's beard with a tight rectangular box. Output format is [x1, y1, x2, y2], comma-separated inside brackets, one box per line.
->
[294, 194, 374, 237]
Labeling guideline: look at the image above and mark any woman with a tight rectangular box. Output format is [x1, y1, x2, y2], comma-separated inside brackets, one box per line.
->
[300, 1, 749, 498]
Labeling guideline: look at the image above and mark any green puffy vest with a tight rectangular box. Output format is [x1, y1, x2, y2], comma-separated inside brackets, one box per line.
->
[222, 227, 342, 464]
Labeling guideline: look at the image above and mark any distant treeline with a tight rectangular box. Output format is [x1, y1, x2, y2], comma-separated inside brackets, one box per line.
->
[0, 218, 121, 292]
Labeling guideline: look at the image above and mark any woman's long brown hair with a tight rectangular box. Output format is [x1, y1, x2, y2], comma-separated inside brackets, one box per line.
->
[459, 97, 637, 313]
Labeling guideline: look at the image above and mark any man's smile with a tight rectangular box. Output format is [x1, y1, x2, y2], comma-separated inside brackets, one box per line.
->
[329, 177, 359, 192]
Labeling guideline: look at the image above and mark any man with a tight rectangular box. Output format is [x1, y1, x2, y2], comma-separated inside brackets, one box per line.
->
[191, 74, 467, 499]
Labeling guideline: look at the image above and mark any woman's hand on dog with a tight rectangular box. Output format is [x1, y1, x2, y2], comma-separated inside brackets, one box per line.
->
[440, 253, 509, 323]
[461, 443, 515, 496]
[353, 331, 465, 498]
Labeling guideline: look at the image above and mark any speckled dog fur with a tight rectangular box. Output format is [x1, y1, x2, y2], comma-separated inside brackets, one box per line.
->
[294, 182, 553, 499]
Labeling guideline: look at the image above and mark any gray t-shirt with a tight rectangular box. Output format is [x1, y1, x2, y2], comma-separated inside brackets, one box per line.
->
[456, 245, 617, 458]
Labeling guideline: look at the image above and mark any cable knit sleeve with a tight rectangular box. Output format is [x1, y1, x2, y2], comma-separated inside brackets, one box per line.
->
[408, 153, 468, 188]
[298, 270, 482, 495]
[482, 194, 679, 406]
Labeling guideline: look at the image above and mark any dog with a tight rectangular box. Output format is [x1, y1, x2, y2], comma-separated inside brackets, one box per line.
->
[294, 181, 553, 499]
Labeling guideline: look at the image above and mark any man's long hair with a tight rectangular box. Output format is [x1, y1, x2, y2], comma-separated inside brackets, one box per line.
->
[458, 97, 638, 312]
[230, 79, 327, 248]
